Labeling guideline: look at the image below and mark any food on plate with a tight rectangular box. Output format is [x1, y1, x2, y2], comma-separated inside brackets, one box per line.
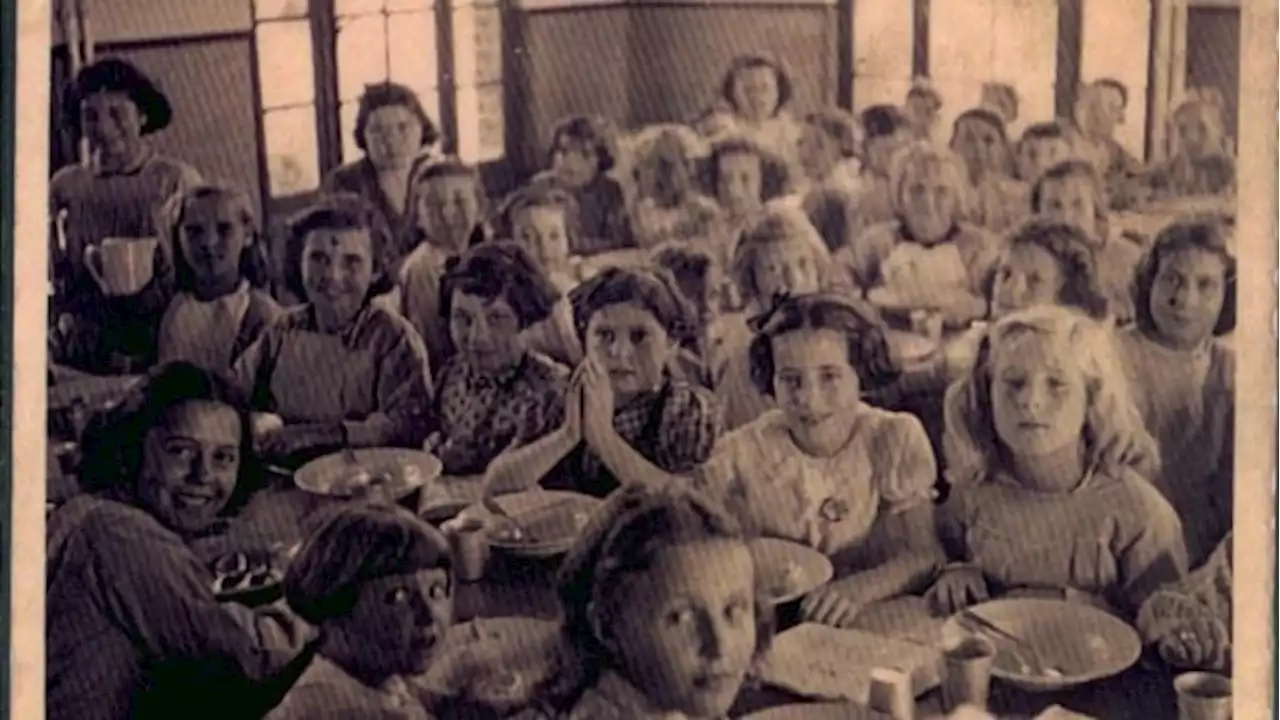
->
[491, 522, 531, 544]
[340, 460, 424, 497]
[210, 550, 285, 596]
[471, 669, 527, 705]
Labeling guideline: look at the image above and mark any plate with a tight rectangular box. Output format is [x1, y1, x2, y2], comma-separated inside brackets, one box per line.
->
[419, 475, 487, 523]
[461, 490, 601, 558]
[885, 330, 940, 364]
[748, 537, 834, 605]
[941, 599, 1142, 692]
[755, 624, 940, 704]
[208, 543, 300, 604]
[738, 703, 872, 720]
[294, 448, 441, 501]
[414, 616, 563, 704]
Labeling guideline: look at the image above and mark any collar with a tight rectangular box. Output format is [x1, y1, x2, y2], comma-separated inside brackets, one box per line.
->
[897, 219, 963, 247]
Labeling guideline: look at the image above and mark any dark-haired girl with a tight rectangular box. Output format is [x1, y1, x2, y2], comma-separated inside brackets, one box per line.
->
[693, 293, 943, 629]
[230, 194, 431, 462]
[708, 54, 803, 166]
[546, 114, 632, 252]
[156, 183, 282, 373]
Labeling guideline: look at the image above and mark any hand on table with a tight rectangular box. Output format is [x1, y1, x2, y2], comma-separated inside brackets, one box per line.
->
[800, 578, 865, 629]
[926, 565, 990, 616]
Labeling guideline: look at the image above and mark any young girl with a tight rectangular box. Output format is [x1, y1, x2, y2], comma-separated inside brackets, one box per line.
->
[703, 136, 793, 270]
[847, 105, 911, 238]
[1031, 159, 1145, 323]
[1116, 220, 1234, 566]
[796, 108, 863, 196]
[694, 294, 943, 629]
[711, 54, 804, 165]
[1143, 90, 1237, 201]
[547, 114, 632, 252]
[428, 241, 570, 476]
[949, 108, 1024, 233]
[482, 267, 721, 498]
[398, 158, 489, 369]
[553, 485, 771, 719]
[156, 184, 282, 373]
[903, 78, 943, 143]
[626, 124, 724, 250]
[930, 306, 1188, 619]
[1014, 122, 1074, 186]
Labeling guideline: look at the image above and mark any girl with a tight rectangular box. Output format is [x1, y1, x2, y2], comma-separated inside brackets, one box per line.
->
[231, 193, 432, 464]
[796, 108, 863, 196]
[712, 54, 803, 165]
[903, 78, 943, 143]
[626, 124, 724, 250]
[1137, 531, 1232, 673]
[694, 294, 943, 629]
[837, 142, 994, 325]
[156, 184, 282, 373]
[482, 266, 721, 498]
[1116, 220, 1234, 566]
[429, 242, 570, 477]
[398, 158, 489, 369]
[554, 484, 771, 719]
[949, 108, 1024, 233]
[547, 114, 632, 252]
[703, 135, 793, 270]
[1031, 159, 1145, 323]
[930, 306, 1188, 619]
[847, 105, 911, 238]
[1143, 90, 1236, 201]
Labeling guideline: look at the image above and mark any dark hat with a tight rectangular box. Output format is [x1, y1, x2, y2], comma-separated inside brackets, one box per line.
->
[63, 58, 173, 136]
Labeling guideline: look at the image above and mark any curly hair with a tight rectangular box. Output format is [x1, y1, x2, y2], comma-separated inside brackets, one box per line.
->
[438, 240, 562, 332]
[1132, 218, 1236, 337]
[942, 305, 1159, 487]
[353, 82, 440, 152]
[719, 54, 794, 117]
[730, 204, 840, 306]
[163, 183, 275, 292]
[490, 180, 582, 251]
[568, 265, 700, 347]
[1029, 159, 1111, 242]
[549, 114, 620, 174]
[63, 57, 173, 136]
[887, 141, 974, 221]
[703, 135, 794, 204]
[282, 192, 397, 301]
[746, 292, 899, 396]
[989, 218, 1111, 320]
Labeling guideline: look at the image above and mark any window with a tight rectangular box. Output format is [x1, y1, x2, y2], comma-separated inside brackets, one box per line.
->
[451, 0, 505, 163]
[254, 0, 321, 198]
[851, 0, 914, 113]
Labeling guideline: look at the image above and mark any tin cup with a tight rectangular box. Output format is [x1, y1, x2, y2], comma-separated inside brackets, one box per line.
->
[941, 635, 996, 711]
[1174, 672, 1231, 720]
[443, 516, 490, 583]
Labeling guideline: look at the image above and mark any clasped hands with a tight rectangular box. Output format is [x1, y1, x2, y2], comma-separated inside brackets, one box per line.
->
[558, 357, 617, 449]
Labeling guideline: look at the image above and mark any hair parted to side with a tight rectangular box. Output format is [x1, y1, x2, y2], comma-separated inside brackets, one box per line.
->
[163, 182, 275, 291]
[549, 114, 621, 173]
[730, 204, 840, 306]
[353, 82, 440, 151]
[886, 141, 974, 220]
[992, 218, 1111, 320]
[437, 239, 562, 333]
[284, 504, 452, 625]
[1029, 158, 1111, 241]
[942, 305, 1159, 488]
[282, 192, 397, 300]
[1132, 218, 1237, 338]
[567, 265, 700, 347]
[719, 53, 794, 117]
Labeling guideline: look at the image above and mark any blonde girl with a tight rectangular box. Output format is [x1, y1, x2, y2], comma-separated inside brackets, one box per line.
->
[930, 306, 1187, 619]
[1144, 90, 1236, 200]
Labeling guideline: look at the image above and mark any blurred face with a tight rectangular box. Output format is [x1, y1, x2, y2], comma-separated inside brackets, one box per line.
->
[364, 105, 423, 170]
[301, 228, 376, 327]
[637, 154, 689, 207]
[990, 332, 1088, 459]
[80, 91, 144, 160]
[180, 194, 250, 287]
[585, 302, 674, 396]
[900, 159, 959, 243]
[1016, 137, 1071, 182]
[754, 241, 820, 301]
[449, 291, 526, 374]
[797, 124, 840, 182]
[514, 206, 571, 270]
[991, 244, 1067, 318]
[904, 94, 939, 138]
[342, 568, 453, 678]
[732, 65, 781, 123]
[1037, 175, 1100, 241]
[1088, 85, 1125, 136]
[137, 400, 241, 534]
[1149, 247, 1227, 349]
[771, 328, 861, 449]
[716, 151, 764, 215]
[608, 540, 756, 719]
[952, 117, 1009, 181]
[865, 130, 907, 176]
[551, 136, 600, 189]
[1174, 107, 1214, 159]
[415, 174, 481, 252]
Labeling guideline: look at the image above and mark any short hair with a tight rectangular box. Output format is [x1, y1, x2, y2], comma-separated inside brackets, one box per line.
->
[164, 183, 275, 292]
[438, 240, 561, 334]
[568, 266, 699, 347]
[703, 136, 793, 204]
[1017, 121, 1069, 153]
[548, 114, 619, 174]
[906, 83, 943, 112]
[63, 57, 173, 136]
[730, 205, 838, 305]
[720, 54, 794, 116]
[77, 362, 263, 513]
[803, 109, 862, 159]
[405, 158, 489, 242]
[860, 104, 908, 141]
[282, 193, 397, 301]
[981, 82, 1020, 123]
[353, 82, 440, 152]
[652, 243, 717, 324]
[887, 141, 972, 220]
[1092, 77, 1130, 109]
[747, 292, 899, 396]
[951, 108, 1009, 147]
[491, 180, 582, 247]
[1029, 159, 1111, 238]
[1132, 219, 1237, 337]
[994, 219, 1111, 320]
[284, 504, 452, 625]
[556, 484, 773, 688]
[943, 305, 1159, 487]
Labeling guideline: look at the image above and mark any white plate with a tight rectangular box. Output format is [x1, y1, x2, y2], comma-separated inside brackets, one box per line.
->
[756, 624, 940, 705]
[294, 448, 441, 501]
[460, 490, 601, 558]
[738, 703, 872, 720]
[941, 599, 1142, 692]
[748, 537, 834, 605]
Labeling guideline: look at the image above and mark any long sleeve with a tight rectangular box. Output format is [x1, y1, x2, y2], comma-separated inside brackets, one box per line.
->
[1112, 480, 1190, 615]
[654, 386, 722, 473]
[230, 326, 283, 412]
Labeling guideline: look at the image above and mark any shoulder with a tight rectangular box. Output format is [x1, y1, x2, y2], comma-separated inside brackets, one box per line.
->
[1100, 468, 1181, 523]
[325, 160, 371, 191]
[50, 163, 92, 194]
[859, 406, 931, 450]
[718, 409, 789, 454]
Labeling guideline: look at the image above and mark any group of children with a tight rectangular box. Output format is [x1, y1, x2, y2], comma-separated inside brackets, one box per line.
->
[48, 54, 1238, 718]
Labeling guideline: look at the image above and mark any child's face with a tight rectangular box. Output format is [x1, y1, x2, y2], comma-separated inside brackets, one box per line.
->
[551, 137, 599, 189]
[364, 104, 423, 170]
[301, 228, 376, 324]
[449, 291, 526, 374]
[865, 131, 907, 175]
[137, 400, 241, 535]
[900, 160, 959, 243]
[1037, 176, 1099, 241]
[80, 91, 144, 158]
[637, 155, 688, 206]
[754, 241, 820, 301]
[1174, 107, 1215, 158]
[584, 301, 674, 396]
[952, 117, 1008, 181]
[342, 568, 452, 678]
[1149, 247, 1227, 348]
[179, 194, 250, 286]
[770, 328, 861, 431]
[716, 151, 765, 215]
[1017, 137, 1071, 182]
[732, 66, 781, 122]
[608, 539, 756, 718]
[991, 244, 1067, 319]
[416, 174, 481, 251]
[514, 206, 571, 269]
[990, 333, 1088, 460]
[797, 125, 840, 182]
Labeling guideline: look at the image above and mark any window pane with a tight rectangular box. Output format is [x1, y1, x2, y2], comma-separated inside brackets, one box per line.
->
[388, 10, 438, 88]
[336, 0, 386, 16]
[452, 6, 502, 86]
[853, 0, 914, 83]
[254, 0, 308, 20]
[1081, 0, 1150, 157]
[337, 14, 390, 102]
[256, 20, 316, 109]
[456, 84, 504, 163]
[264, 107, 321, 196]
[411, 85, 443, 133]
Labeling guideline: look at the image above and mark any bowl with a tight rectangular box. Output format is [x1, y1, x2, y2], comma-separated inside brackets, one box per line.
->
[294, 448, 441, 502]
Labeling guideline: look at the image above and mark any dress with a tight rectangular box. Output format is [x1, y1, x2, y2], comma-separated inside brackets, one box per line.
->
[157, 283, 282, 373]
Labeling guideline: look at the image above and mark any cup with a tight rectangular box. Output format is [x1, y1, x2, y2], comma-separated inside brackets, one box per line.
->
[1174, 671, 1232, 720]
[868, 666, 915, 719]
[443, 516, 490, 583]
[941, 635, 996, 712]
[84, 237, 158, 296]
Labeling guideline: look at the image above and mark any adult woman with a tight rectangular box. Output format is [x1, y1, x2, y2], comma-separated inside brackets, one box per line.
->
[231, 194, 432, 464]
[46, 362, 310, 720]
[49, 58, 203, 373]
[323, 82, 441, 271]
[267, 505, 454, 719]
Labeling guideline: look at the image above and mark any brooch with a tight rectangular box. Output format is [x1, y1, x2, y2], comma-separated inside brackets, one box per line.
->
[819, 497, 849, 522]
